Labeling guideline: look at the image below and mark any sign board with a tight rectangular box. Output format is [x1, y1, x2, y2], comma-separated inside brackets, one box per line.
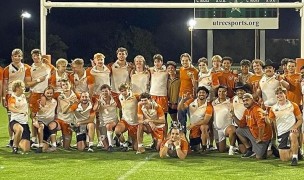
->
[195, 0, 279, 29]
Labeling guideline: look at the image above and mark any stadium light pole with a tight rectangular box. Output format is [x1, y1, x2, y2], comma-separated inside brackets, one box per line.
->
[21, 11, 31, 54]
[188, 19, 196, 58]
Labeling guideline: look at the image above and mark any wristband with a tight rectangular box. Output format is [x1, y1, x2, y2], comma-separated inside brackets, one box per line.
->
[175, 145, 181, 150]
[36, 78, 41, 83]
[164, 142, 169, 148]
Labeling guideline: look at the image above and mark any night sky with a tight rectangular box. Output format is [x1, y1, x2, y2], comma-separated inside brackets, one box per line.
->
[0, 0, 301, 64]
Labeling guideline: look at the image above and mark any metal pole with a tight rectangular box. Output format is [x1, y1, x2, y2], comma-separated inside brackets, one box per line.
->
[191, 30, 193, 58]
[301, 5, 304, 58]
[22, 17, 24, 54]
[43, 2, 304, 9]
[40, 0, 47, 54]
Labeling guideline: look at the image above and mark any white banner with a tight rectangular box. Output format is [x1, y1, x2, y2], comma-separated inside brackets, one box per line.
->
[194, 18, 279, 29]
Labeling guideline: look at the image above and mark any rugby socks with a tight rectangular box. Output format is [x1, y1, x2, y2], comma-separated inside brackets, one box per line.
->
[52, 142, 57, 147]
[292, 154, 298, 159]
[107, 131, 113, 146]
[88, 142, 94, 148]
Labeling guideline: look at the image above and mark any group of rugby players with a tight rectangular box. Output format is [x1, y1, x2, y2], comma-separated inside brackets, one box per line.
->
[2, 47, 304, 166]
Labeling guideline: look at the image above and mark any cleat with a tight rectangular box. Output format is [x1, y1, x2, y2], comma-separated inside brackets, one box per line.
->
[36, 147, 43, 153]
[97, 141, 104, 148]
[121, 147, 128, 152]
[107, 145, 114, 152]
[12, 147, 19, 154]
[291, 157, 298, 166]
[87, 146, 94, 152]
[229, 148, 235, 156]
[46, 147, 57, 152]
[136, 146, 145, 154]
[271, 145, 280, 158]
[6, 140, 13, 148]
[241, 150, 256, 158]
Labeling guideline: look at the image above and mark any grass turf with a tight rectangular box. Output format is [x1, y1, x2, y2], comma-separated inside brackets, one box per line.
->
[0, 106, 303, 180]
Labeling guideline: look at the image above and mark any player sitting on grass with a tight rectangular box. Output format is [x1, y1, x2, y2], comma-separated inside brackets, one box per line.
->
[159, 122, 188, 160]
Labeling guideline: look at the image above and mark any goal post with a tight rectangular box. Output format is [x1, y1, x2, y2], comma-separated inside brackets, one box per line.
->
[40, 0, 304, 57]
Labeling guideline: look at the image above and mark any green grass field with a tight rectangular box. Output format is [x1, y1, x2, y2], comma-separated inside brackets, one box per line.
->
[0, 106, 303, 180]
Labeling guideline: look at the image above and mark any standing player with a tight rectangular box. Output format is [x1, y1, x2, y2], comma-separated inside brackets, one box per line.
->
[167, 61, 180, 122]
[130, 55, 150, 96]
[238, 59, 253, 84]
[197, 57, 219, 102]
[3, 49, 31, 147]
[247, 59, 264, 95]
[25, 49, 55, 145]
[8, 80, 30, 154]
[114, 83, 139, 151]
[284, 59, 302, 106]
[267, 87, 303, 166]
[137, 92, 166, 154]
[48, 58, 69, 99]
[73, 92, 96, 152]
[178, 53, 199, 133]
[150, 54, 168, 133]
[109, 47, 133, 109]
[217, 56, 237, 98]
[69, 58, 94, 97]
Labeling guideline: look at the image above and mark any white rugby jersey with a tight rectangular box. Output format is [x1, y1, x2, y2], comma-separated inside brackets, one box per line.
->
[119, 93, 138, 125]
[89, 66, 110, 95]
[5, 63, 27, 94]
[212, 98, 233, 130]
[9, 93, 28, 124]
[73, 70, 90, 94]
[131, 71, 149, 95]
[188, 100, 209, 124]
[98, 96, 118, 125]
[30, 63, 52, 93]
[270, 101, 297, 136]
[259, 75, 280, 107]
[110, 61, 130, 93]
[150, 68, 168, 96]
[232, 96, 246, 126]
[36, 98, 57, 125]
[57, 91, 77, 123]
[54, 71, 68, 93]
[74, 102, 94, 122]
[140, 101, 165, 128]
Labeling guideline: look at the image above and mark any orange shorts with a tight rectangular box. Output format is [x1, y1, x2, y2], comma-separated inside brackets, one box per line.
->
[111, 91, 121, 109]
[120, 119, 138, 139]
[152, 127, 165, 140]
[190, 125, 201, 139]
[55, 119, 72, 136]
[29, 93, 43, 113]
[151, 96, 168, 113]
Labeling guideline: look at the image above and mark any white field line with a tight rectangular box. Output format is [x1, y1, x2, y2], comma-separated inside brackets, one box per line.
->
[117, 153, 157, 180]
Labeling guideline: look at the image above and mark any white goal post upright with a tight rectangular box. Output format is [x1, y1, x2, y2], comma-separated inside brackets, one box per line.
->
[40, 0, 304, 57]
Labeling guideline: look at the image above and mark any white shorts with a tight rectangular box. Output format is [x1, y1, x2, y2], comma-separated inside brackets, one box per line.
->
[214, 125, 230, 143]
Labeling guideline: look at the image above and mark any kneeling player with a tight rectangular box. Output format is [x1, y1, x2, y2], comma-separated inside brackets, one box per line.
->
[178, 86, 213, 152]
[114, 83, 139, 151]
[8, 80, 31, 154]
[137, 92, 166, 154]
[73, 92, 95, 152]
[267, 87, 303, 166]
[34, 86, 58, 153]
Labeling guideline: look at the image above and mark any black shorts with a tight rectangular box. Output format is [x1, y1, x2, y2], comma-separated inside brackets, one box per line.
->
[190, 137, 201, 147]
[168, 106, 178, 114]
[9, 120, 31, 141]
[278, 131, 291, 150]
[76, 133, 86, 142]
[39, 122, 52, 141]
